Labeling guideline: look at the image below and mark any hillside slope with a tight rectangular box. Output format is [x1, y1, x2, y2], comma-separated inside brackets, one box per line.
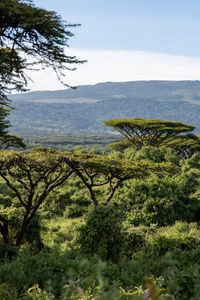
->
[9, 80, 200, 136]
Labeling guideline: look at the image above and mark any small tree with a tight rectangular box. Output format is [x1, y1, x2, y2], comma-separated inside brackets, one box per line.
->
[0, 150, 73, 246]
[105, 118, 195, 149]
[78, 206, 124, 262]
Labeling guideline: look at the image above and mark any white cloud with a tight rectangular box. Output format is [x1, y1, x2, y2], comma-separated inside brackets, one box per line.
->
[26, 49, 200, 91]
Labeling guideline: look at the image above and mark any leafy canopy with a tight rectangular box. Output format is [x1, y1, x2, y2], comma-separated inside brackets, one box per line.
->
[65, 151, 173, 206]
[166, 134, 200, 158]
[105, 118, 195, 149]
[0, 149, 73, 245]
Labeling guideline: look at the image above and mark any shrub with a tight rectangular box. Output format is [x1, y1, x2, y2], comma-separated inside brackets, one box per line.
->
[24, 214, 44, 250]
[78, 206, 124, 262]
[124, 225, 157, 258]
[25, 284, 55, 300]
[65, 204, 88, 218]
[0, 283, 18, 300]
[0, 242, 17, 259]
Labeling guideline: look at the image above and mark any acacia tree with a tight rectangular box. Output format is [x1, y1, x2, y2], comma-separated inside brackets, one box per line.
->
[0, 0, 85, 148]
[105, 118, 195, 150]
[65, 152, 172, 206]
[0, 149, 173, 245]
[166, 134, 200, 158]
[110, 138, 133, 152]
[0, 150, 73, 246]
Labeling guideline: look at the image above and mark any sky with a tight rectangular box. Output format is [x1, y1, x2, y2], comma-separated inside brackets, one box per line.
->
[27, 0, 200, 90]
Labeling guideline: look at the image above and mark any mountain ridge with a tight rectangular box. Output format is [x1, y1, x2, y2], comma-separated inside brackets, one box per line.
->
[8, 80, 200, 136]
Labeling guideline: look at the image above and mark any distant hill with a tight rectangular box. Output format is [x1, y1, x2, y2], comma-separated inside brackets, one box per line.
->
[9, 80, 200, 136]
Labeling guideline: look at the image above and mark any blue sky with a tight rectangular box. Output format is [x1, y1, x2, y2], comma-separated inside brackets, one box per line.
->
[28, 0, 200, 90]
[34, 0, 200, 57]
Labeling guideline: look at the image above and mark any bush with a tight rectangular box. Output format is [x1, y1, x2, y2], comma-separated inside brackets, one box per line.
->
[0, 242, 17, 259]
[65, 204, 88, 218]
[78, 206, 125, 262]
[0, 283, 18, 300]
[117, 169, 199, 227]
[148, 222, 200, 255]
[124, 225, 157, 258]
[25, 284, 55, 300]
[24, 214, 44, 250]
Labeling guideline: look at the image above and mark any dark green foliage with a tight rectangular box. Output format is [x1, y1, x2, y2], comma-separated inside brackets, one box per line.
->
[113, 147, 200, 227]
[133, 145, 179, 164]
[0, 283, 18, 300]
[0, 134, 25, 150]
[0, 250, 122, 298]
[120, 172, 199, 226]
[45, 177, 91, 218]
[124, 226, 156, 258]
[0, 242, 17, 259]
[1, 117, 200, 298]
[0, 99, 10, 136]
[78, 206, 124, 261]
[66, 203, 88, 218]
[0, 222, 200, 299]
[24, 214, 44, 250]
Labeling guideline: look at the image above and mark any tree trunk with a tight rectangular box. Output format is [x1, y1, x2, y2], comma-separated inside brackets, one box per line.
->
[15, 211, 31, 246]
[89, 187, 98, 206]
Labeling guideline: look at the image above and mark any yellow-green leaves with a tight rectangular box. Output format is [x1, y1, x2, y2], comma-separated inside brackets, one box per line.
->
[105, 118, 196, 150]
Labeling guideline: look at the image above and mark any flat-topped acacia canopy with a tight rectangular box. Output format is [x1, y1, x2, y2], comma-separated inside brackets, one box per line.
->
[166, 134, 200, 158]
[0, 149, 173, 245]
[105, 118, 195, 148]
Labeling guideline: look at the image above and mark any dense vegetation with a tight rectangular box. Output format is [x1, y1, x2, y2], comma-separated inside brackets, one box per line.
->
[1, 118, 200, 299]
[1, 2, 200, 299]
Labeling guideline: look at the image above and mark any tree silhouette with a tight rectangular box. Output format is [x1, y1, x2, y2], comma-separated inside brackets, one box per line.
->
[0, 0, 86, 148]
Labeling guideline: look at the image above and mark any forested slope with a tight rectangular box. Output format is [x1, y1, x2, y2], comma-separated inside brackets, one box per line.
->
[9, 80, 200, 136]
